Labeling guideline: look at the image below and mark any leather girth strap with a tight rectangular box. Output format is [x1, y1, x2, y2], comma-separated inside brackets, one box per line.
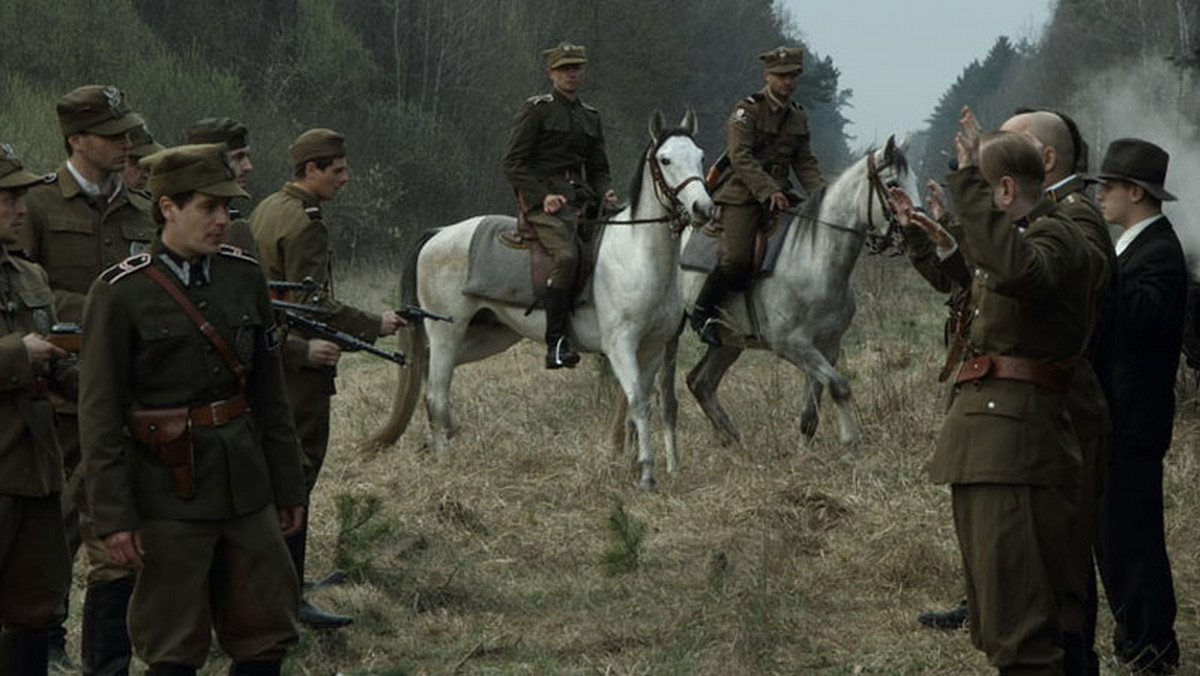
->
[142, 265, 247, 391]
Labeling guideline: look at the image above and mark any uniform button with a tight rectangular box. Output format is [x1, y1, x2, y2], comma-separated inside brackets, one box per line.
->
[212, 366, 221, 374]
[160, 327, 169, 335]
[974, 268, 981, 277]
[10, 376, 17, 384]
[205, 345, 213, 353]
[242, 315, 250, 322]
[104, 237, 113, 246]
[986, 401, 996, 410]
[974, 309, 981, 316]
[198, 300, 208, 309]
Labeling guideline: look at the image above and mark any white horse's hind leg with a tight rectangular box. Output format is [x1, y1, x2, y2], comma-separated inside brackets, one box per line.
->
[423, 321, 463, 456]
[606, 336, 657, 489]
[779, 340, 860, 445]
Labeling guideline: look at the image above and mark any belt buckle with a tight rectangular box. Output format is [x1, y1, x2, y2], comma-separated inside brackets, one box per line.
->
[204, 399, 226, 426]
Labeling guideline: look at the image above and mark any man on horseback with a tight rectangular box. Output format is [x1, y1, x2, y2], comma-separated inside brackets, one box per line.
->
[503, 41, 616, 369]
[692, 46, 825, 347]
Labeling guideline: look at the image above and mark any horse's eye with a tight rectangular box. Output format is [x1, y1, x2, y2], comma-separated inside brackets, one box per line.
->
[661, 158, 671, 166]
[885, 180, 899, 189]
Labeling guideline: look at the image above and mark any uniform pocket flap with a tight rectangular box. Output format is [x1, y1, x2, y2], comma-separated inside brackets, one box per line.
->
[46, 217, 94, 234]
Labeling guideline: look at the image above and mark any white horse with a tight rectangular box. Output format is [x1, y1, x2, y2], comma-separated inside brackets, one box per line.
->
[370, 111, 713, 487]
[675, 135, 915, 447]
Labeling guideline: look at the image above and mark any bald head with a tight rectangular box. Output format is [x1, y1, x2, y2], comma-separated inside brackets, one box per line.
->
[1000, 111, 1075, 184]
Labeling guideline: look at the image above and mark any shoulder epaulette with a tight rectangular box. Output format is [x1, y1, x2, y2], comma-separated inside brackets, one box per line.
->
[127, 187, 151, 199]
[303, 204, 322, 221]
[1062, 193, 1080, 205]
[99, 253, 152, 284]
[747, 92, 766, 104]
[527, 93, 554, 105]
[228, 206, 243, 220]
[580, 100, 598, 113]
[218, 243, 258, 264]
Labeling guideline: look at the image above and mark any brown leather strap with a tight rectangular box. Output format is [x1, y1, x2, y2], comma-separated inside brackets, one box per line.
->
[189, 393, 247, 427]
[954, 355, 1073, 395]
[143, 264, 247, 391]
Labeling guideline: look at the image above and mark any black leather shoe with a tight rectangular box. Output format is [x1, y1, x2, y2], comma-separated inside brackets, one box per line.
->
[299, 598, 353, 629]
[917, 600, 968, 630]
[545, 336, 581, 369]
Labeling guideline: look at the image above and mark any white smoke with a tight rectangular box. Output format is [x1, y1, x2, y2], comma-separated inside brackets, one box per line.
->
[1070, 61, 1200, 276]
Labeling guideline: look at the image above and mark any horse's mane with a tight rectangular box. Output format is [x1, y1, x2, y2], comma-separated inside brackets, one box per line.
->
[627, 128, 692, 214]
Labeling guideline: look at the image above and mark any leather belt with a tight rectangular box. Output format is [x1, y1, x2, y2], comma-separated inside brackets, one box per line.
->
[189, 394, 247, 427]
[954, 355, 1072, 395]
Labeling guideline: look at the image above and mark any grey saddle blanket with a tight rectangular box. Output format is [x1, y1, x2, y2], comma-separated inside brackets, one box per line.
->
[463, 215, 597, 307]
[679, 214, 793, 276]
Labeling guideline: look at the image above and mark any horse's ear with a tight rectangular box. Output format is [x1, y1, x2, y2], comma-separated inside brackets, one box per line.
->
[896, 132, 911, 152]
[883, 135, 897, 161]
[649, 110, 665, 144]
[681, 107, 697, 136]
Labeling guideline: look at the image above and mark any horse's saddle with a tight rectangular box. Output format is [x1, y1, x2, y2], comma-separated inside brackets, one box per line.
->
[680, 207, 793, 277]
[463, 215, 603, 308]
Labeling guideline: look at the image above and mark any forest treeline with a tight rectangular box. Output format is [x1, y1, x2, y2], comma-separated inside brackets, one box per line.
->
[0, 0, 854, 260]
[917, 0, 1199, 179]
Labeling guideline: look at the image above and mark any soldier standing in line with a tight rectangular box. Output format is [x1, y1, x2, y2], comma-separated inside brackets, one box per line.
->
[80, 144, 307, 676]
[120, 126, 164, 193]
[691, 45, 825, 347]
[21, 84, 156, 675]
[930, 111, 1102, 675]
[502, 41, 616, 369]
[185, 117, 257, 254]
[250, 128, 403, 629]
[0, 145, 74, 676]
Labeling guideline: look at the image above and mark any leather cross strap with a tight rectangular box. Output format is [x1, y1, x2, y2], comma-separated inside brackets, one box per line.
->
[142, 264, 247, 391]
[954, 354, 1072, 395]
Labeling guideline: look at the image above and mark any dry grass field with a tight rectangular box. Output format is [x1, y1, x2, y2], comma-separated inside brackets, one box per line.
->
[67, 253, 1200, 674]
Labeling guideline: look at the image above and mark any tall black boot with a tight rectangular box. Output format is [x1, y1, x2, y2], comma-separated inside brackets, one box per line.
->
[691, 270, 728, 347]
[81, 576, 133, 676]
[0, 627, 50, 676]
[229, 661, 281, 676]
[288, 518, 351, 630]
[543, 287, 581, 369]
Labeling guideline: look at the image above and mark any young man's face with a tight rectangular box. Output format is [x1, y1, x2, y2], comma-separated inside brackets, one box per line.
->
[548, 64, 584, 95]
[306, 157, 350, 201]
[764, 70, 800, 100]
[70, 131, 133, 175]
[121, 158, 149, 191]
[162, 193, 231, 258]
[229, 146, 253, 187]
[0, 189, 28, 245]
[1097, 180, 1137, 226]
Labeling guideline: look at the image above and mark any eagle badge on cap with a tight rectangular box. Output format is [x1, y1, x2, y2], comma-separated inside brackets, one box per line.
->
[777, 48, 787, 59]
[0, 144, 14, 160]
[103, 86, 122, 113]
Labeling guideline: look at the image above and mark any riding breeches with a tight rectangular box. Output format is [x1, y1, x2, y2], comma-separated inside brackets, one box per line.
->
[717, 203, 766, 291]
[526, 205, 581, 290]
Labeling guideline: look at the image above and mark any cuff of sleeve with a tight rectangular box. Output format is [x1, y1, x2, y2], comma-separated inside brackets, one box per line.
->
[936, 242, 959, 261]
[0, 333, 35, 391]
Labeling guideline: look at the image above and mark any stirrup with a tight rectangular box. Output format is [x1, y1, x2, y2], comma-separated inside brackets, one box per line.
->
[545, 336, 580, 369]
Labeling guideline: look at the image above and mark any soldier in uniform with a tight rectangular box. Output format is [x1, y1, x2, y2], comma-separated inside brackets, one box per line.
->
[250, 128, 402, 629]
[0, 145, 73, 676]
[120, 126, 164, 192]
[21, 84, 156, 675]
[79, 144, 306, 675]
[186, 117, 257, 254]
[502, 41, 615, 368]
[932, 116, 1100, 675]
[692, 45, 825, 346]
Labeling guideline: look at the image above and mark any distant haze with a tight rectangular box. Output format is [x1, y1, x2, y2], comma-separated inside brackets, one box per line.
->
[782, 0, 1052, 149]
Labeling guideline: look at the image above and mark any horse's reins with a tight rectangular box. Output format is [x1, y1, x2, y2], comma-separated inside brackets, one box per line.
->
[593, 146, 701, 232]
[777, 150, 904, 251]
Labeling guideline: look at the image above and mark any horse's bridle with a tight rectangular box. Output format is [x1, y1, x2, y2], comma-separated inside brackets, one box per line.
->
[864, 150, 905, 254]
[600, 143, 704, 233]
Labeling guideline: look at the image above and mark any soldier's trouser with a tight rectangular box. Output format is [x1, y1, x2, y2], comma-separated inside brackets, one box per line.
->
[526, 207, 580, 290]
[129, 506, 299, 668]
[952, 483, 1076, 676]
[1063, 432, 1107, 676]
[284, 369, 333, 585]
[0, 494, 71, 629]
[1096, 442, 1178, 666]
[716, 203, 770, 292]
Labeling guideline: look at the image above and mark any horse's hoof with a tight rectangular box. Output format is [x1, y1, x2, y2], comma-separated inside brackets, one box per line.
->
[638, 476, 658, 491]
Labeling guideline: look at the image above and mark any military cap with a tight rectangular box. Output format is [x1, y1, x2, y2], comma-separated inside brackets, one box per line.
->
[186, 117, 249, 150]
[0, 144, 44, 190]
[289, 128, 346, 167]
[128, 126, 165, 159]
[1088, 137, 1177, 202]
[143, 144, 249, 200]
[542, 42, 587, 69]
[759, 46, 804, 74]
[57, 85, 144, 137]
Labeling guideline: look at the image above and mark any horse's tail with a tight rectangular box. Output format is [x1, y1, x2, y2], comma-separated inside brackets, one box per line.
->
[365, 228, 441, 449]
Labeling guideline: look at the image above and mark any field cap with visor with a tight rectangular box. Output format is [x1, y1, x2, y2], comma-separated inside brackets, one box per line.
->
[543, 42, 588, 69]
[186, 117, 249, 151]
[759, 46, 804, 74]
[0, 144, 46, 190]
[57, 85, 144, 137]
[142, 144, 249, 201]
[289, 128, 345, 168]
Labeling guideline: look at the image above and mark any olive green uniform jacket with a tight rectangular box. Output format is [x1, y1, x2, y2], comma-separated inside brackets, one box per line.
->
[20, 166, 155, 323]
[713, 86, 824, 205]
[930, 167, 1097, 487]
[0, 249, 65, 497]
[503, 88, 611, 211]
[79, 247, 305, 536]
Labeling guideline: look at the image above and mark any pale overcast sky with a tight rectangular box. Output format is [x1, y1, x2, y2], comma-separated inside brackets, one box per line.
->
[781, 0, 1053, 148]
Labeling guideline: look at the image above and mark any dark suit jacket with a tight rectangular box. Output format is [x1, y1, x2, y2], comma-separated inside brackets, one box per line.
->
[1093, 216, 1187, 453]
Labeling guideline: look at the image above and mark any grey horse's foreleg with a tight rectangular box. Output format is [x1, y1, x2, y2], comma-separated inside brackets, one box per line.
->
[658, 334, 680, 473]
[685, 344, 744, 446]
[778, 340, 858, 444]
